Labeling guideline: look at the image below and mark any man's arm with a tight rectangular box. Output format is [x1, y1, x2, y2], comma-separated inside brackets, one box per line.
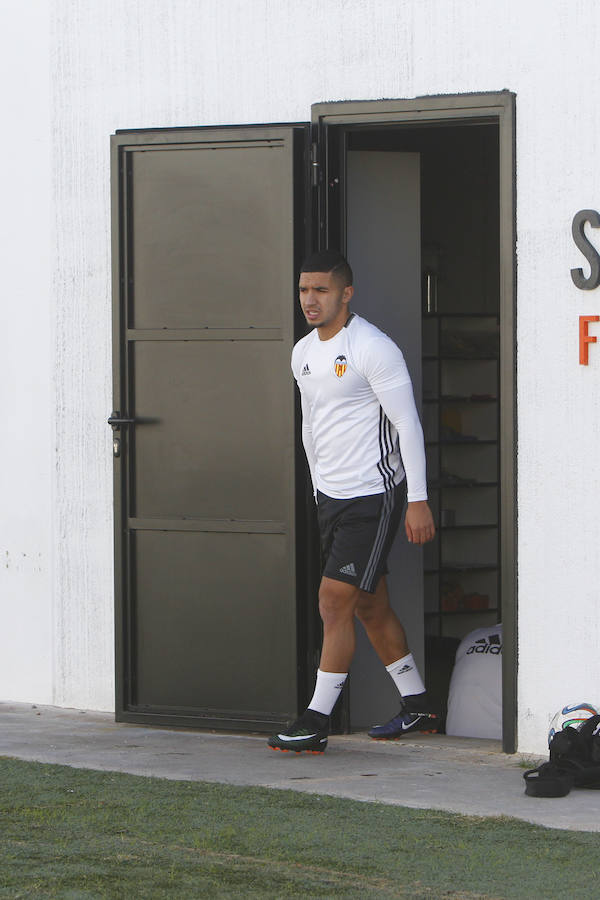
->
[361, 336, 435, 545]
[300, 390, 317, 500]
[404, 500, 436, 545]
[292, 342, 318, 501]
[376, 381, 435, 545]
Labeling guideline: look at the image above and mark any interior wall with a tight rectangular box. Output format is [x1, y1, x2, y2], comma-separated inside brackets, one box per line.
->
[346, 150, 423, 727]
[421, 128, 500, 316]
[349, 125, 500, 316]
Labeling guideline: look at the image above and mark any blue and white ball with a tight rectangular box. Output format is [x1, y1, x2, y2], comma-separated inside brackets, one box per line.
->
[548, 702, 599, 747]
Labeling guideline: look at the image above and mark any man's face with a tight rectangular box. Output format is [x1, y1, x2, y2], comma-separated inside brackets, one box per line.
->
[298, 270, 353, 336]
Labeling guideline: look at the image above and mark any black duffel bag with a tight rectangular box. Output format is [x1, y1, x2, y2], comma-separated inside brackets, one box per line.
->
[524, 714, 600, 798]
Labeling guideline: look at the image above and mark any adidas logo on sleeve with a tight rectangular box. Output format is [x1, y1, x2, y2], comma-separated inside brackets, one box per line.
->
[339, 563, 357, 576]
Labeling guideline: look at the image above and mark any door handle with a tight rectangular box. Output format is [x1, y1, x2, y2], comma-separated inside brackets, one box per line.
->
[107, 411, 136, 429]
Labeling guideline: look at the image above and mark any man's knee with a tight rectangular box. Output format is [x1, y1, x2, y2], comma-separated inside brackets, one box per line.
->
[318, 578, 359, 625]
[355, 591, 388, 627]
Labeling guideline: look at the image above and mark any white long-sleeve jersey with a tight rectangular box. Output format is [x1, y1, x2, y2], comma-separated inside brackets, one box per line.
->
[291, 313, 428, 502]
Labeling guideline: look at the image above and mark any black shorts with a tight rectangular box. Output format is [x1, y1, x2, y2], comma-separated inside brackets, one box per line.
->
[317, 482, 406, 594]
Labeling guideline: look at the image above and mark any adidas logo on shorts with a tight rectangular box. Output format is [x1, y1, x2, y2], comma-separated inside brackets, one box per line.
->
[339, 562, 357, 576]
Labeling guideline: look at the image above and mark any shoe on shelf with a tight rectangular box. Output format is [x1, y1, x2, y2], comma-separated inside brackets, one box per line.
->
[368, 694, 438, 740]
[268, 709, 329, 754]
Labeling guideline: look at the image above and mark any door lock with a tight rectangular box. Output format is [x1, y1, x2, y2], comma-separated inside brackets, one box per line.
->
[108, 411, 133, 458]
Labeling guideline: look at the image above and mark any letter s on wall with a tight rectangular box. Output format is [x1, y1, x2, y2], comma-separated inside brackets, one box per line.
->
[571, 209, 600, 290]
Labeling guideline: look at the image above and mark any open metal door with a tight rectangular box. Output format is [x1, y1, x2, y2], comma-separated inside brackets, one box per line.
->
[110, 124, 309, 730]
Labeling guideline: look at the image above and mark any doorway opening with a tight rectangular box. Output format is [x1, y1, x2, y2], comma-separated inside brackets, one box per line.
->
[307, 104, 515, 750]
[110, 93, 516, 751]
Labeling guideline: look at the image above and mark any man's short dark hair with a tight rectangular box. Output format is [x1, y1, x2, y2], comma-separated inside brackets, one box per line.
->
[300, 250, 353, 287]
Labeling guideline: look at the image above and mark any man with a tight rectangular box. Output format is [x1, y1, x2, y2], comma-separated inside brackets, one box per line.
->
[268, 250, 436, 754]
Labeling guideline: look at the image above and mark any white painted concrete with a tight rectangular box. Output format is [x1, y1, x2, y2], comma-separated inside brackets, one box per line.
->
[2, 0, 600, 750]
[0, 1, 53, 704]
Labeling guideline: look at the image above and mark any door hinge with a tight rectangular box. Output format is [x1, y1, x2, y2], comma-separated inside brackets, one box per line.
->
[310, 142, 320, 187]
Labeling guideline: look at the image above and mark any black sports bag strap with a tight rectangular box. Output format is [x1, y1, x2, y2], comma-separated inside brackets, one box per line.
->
[523, 762, 575, 797]
[577, 714, 600, 756]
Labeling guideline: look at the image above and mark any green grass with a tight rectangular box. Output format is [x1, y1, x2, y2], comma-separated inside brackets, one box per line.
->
[2, 757, 600, 899]
[515, 756, 545, 769]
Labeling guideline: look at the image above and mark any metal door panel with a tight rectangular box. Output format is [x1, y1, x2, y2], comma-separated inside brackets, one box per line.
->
[133, 530, 294, 717]
[111, 124, 308, 728]
[132, 340, 292, 521]
[131, 145, 291, 330]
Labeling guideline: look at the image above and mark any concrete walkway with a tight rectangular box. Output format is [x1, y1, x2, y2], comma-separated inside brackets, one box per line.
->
[2, 701, 599, 832]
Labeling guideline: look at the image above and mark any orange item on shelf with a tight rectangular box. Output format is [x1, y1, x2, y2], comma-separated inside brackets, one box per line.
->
[463, 593, 490, 610]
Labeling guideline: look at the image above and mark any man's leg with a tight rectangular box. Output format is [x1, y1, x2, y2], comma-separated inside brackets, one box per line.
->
[354, 576, 409, 666]
[268, 576, 358, 754]
[301, 577, 358, 718]
[356, 576, 437, 739]
[318, 576, 360, 672]
[269, 484, 417, 753]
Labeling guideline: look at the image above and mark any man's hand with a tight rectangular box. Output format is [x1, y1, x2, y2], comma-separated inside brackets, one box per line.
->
[405, 500, 436, 545]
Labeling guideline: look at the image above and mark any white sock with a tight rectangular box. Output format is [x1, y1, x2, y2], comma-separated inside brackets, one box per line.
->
[385, 653, 425, 698]
[307, 669, 348, 716]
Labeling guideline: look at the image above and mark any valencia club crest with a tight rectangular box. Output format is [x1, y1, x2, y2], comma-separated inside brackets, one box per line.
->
[334, 355, 347, 377]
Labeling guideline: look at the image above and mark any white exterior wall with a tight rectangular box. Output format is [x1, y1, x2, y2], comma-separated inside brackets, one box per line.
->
[0, 3, 53, 703]
[2, 0, 600, 752]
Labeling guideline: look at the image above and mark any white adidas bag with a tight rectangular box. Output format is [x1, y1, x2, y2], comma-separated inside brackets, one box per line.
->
[445, 624, 502, 739]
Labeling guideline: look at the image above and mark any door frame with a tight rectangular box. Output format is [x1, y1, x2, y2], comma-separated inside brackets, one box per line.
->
[311, 92, 517, 752]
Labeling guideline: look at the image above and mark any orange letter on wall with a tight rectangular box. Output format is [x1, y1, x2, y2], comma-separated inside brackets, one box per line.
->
[580, 315, 600, 365]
